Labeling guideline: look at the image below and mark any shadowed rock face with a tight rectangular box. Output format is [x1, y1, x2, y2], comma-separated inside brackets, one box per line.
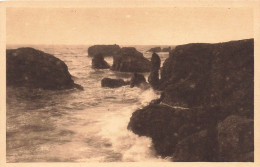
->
[128, 39, 254, 161]
[92, 53, 110, 69]
[7, 47, 83, 90]
[111, 47, 151, 72]
[88, 45, 121, 57]
[101, 78, 128, 88]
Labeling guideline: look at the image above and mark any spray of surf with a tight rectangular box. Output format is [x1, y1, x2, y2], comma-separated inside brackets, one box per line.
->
[98, 88, 168, 161]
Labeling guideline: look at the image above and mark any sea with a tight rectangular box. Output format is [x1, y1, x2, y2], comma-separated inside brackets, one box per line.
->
[6, 45, 171, 162]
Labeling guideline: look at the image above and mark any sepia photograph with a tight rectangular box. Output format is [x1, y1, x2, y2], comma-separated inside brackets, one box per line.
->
[1, 0, 259, 165]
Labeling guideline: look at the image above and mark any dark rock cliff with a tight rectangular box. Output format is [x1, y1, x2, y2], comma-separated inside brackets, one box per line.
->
[128, 39, 254, 161]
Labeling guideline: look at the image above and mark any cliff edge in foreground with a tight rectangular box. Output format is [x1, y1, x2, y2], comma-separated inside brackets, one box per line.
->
[128, 39, 254, 161]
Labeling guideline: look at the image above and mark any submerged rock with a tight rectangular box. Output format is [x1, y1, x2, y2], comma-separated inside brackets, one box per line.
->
[92, 53, 110, 69]
[111, 47, 151, 72]
[128, 39, 254, 161]
[6, 47, 83, 90]
[101, 78, 128, 88]
[88, 44, 121, 57]
[147, 47, 161, 53]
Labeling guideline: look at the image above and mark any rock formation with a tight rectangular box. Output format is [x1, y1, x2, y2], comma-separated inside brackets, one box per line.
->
[92, 53, 110, 69]
[111, 47, 151, 72]
[147, 47, 161, 52]
[128, 39, 254, 161]
[88, 44, 121, 57]
[6, 47, 83, 90]
[148, 53, 161, 89]
[162, 47, 171, 52]
[101, 78, 129, 88]
[129, 72, 149, 89]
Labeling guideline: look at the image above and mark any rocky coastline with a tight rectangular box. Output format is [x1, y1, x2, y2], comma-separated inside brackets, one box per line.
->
[6, 38, 254, 162]
[128, 38, 254, 161]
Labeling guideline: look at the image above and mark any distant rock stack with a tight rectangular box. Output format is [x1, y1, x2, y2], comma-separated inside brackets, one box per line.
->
[148, 52, 161, 89]
[147, 47, 161, 53]
[92, 53, 110, 69]
[88, 44, 121, 57]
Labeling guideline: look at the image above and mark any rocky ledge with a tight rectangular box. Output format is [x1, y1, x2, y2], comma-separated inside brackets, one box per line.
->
[7, 47, 83, 90]
[128, 39, 254, 161]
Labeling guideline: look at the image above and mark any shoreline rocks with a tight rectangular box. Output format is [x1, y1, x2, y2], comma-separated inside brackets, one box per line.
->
[92, 53, 110, 69]
[128, 39, 254, 161]
[111, 47, 151, 72]
[7, 47, 83, 90]
[88, 44, 121, 57]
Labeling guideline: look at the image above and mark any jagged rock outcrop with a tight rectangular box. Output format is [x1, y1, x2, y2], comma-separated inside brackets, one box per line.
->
[88, 44, 121, 57]
[148, 53, 161, 89]
[101, 78, 129, 88]
[128, 39, 254, 161]
[92, 53, 110, 69]
[111, 47, 151, 72]
[6, 47, 83, 90]
[147, 47, 161, 52]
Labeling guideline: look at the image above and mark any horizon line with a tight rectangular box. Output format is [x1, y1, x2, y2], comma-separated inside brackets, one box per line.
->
[6, 38, 254, 47]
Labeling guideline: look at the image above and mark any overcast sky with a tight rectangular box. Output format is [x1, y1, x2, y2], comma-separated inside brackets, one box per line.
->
[6, 7, 253, 45]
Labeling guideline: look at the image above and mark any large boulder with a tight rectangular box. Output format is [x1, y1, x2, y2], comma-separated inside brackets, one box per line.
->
[147, 47, 161, 52]
[101, 78, 128, 88]
[217, 115, 254, 161]
[148, 53, 161, 89]
[128, 39, 254, 161]
[92, 53, 110, 69]
[6, 47, 83, 90]
[88, 44, 121, 57]
[111, 47, 151, 72]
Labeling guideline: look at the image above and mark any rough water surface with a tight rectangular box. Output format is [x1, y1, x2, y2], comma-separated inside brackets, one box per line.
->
[6, 45, 170, 162]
